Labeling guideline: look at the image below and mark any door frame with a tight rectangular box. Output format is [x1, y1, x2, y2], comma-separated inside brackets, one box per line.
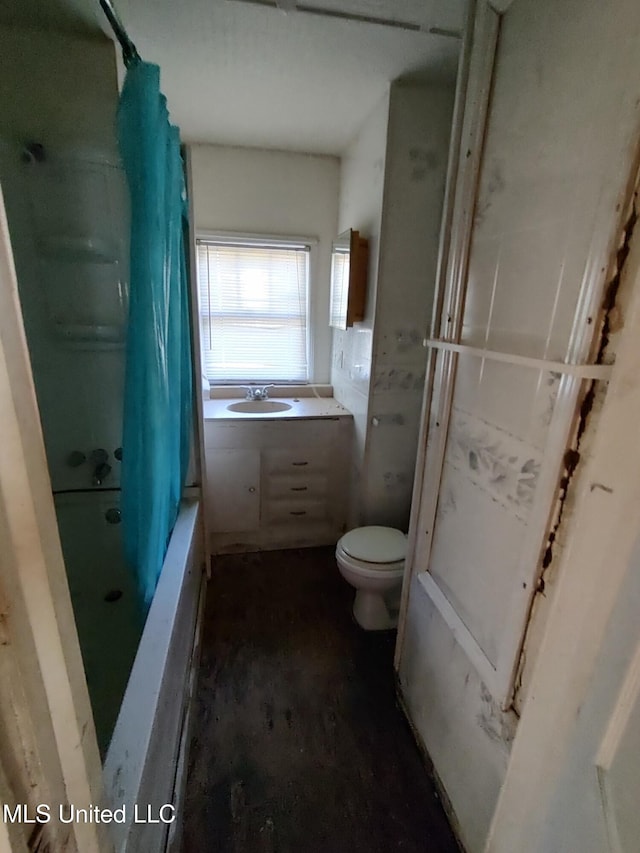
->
[0, 184, 111, 851]
[184, 147, 212, 574]
[394, 0, 501, 687]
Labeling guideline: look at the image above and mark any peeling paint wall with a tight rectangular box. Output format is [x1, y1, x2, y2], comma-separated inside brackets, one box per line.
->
[331, 81, 455, 528]
[331, 92, 389, 526]
[364, 81, 455, 530]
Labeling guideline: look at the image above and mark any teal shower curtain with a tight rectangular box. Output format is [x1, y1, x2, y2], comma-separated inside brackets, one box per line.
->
[118, 61, 192, 609]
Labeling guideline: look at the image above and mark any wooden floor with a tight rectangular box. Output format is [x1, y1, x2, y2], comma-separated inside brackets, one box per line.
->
[182, 547, 460, 853]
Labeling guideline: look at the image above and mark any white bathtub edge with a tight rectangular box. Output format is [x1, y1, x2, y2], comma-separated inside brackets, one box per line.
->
[103, 498, 204, 853]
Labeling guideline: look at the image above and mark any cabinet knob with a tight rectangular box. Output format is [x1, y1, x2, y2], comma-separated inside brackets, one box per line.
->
[248, 486, 256, 493]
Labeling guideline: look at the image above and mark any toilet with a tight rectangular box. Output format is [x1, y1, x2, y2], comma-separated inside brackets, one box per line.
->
[336, 526, 407, 631]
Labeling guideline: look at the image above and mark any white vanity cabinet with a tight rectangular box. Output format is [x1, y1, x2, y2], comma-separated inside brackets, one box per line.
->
[204, 415, 352, 554]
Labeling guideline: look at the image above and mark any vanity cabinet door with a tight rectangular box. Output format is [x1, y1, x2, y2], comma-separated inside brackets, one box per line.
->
[206, 449, 260, 532]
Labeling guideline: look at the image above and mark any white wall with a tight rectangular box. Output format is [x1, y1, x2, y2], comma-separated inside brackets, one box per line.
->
[364, 80, 454, 528]
[330, 81, 454, 528]
[330, 93, 390, 523]
[189, 144, 340, 384]
[397, 0, 640, 851]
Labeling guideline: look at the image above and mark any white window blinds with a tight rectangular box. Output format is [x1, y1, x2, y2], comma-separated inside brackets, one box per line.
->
[197, 238, 310, 383]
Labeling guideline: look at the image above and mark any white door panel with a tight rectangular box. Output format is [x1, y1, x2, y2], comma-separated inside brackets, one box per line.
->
[486, 171, 640, 850]
[396, 0, 640, 848]
[401, 0, 640, 709]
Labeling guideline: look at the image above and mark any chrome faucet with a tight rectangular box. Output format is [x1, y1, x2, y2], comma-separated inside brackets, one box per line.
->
[243, 385, 274, 401]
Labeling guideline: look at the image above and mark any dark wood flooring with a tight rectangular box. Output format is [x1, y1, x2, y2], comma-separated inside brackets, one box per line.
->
[182, 547, 460, 853]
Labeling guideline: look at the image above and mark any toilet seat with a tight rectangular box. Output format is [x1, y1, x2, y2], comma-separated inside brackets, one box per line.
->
[339, 525, 407, 564]
[336, 545, 404, 579]
[336, 526, 407, 580]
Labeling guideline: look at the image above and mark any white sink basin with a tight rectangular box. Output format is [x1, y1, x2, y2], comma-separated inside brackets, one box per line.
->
[226, 400, 292, 414]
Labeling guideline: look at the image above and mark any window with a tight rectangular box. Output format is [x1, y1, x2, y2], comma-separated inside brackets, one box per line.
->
[197, 236, 311, 383]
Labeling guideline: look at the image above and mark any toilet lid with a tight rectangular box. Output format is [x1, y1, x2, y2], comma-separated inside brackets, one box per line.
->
[340, 526, 407, 564]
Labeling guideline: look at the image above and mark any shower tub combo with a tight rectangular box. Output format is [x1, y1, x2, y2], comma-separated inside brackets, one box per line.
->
[1, 132, 205, 853]
[56, 489, 204, 853]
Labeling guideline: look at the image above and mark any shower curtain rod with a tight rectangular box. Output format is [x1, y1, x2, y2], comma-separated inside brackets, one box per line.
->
[99, 0, 141, 66]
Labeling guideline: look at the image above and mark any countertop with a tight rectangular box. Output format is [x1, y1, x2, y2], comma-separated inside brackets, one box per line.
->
[203, 396, 353, 421]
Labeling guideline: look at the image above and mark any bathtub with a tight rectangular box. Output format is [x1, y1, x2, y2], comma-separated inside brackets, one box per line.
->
[54, 490, 143, 756]
[103, 497, 204, 853]
[55, 490, 205, 853]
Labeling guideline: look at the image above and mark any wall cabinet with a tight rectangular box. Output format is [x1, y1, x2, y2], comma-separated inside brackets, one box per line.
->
[204, 416, 352, 554]
[329, 229, 368, 330]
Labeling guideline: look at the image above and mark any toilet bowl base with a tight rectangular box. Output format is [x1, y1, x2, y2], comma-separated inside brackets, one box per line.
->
[353, 589, 398, 631]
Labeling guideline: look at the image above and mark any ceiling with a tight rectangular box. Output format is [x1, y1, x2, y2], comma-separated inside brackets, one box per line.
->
[0, 0, 464, 155]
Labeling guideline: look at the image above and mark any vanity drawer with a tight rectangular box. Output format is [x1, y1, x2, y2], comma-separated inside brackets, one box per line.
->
[264, 472, 329, 501]
[262, 448, 330, 477]
[263, 497, 328, 525]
